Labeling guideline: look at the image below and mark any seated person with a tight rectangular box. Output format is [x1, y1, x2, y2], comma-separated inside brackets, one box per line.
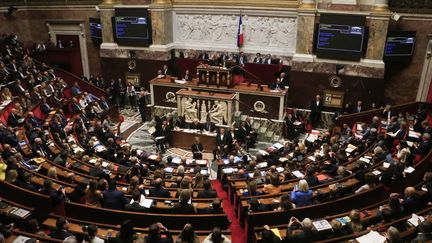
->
[203, 118, 216, 133]
[149, 178, 171, 198]
[348, 209, 364, 233]
[203, 227, 231, 243]
[197, 179, 217, 198]
[50, 217, 74, 240]
[144, 223, 173, 243]
[188, 119, 202, 130]
[249, 198, 270, 212]
[102, 180, 129, 210]
[199, 198, 223, 214]
[124, 190, 148, 212]
[172, 190, 196, 214]
[261, 225, 281, 243]
[183, 69, 192, 81]
[263, 174, 282, 195]
[291, 179, 313, 207]
[285, 217, 318, 242]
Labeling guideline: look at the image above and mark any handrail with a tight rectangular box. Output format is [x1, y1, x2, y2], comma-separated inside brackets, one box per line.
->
[335, 101, 431, 127]
[31, 58, 108, 97]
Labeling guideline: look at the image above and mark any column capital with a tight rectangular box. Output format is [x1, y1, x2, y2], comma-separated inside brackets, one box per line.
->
[299, 0, 316, 9]
[100, 0, 121, 6]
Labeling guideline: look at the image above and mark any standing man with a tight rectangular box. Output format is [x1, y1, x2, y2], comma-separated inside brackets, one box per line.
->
[310, 94, 323, 128]
[214, 127, 231, 159]
[191, 136, 204, 160]
[138, 90, 147, 123]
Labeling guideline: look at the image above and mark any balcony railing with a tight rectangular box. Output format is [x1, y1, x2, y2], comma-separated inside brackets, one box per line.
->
[389, 0, 432, 14]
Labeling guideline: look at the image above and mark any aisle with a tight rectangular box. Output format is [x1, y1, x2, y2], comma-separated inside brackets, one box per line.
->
[212, 180, 247, 243]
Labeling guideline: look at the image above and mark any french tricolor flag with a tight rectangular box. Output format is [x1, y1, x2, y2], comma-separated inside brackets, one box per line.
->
[237, 15, 244, 47]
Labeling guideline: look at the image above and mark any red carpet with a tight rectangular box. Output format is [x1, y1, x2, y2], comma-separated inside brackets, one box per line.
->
[212, 180, 247, 243]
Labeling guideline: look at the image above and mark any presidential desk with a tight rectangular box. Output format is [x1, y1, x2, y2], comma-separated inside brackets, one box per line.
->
[149, 77, 287, 121]
[172, 129, 216, 151]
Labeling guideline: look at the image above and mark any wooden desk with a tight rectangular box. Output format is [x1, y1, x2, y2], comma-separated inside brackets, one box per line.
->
[172, 129, 216, 151]
[150, 77, 287, 120]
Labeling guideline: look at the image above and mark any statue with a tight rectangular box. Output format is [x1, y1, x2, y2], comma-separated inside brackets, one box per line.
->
[209, 100, 226, 125]
[184, 98, 198, 122]
[200, 100, 207, 123]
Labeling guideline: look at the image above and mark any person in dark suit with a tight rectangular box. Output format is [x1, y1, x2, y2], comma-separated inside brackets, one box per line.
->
[41, 179, 66, 216]
[197, 180, 217, 198]
[199, 198, 223, 214]
[263, 54, 272, 64]
[285, 217, 318, 242]
[183, 69, 192, 81]
[353, 100, 364, 113]
[162, 65, 171, 76]
[7, 108, 20, 127]
[417, 133, 432, 156]
[310, 94, 323, 128]
[172, 190, 196, 214]
[32, 137, 51, 159]
[189, 119, 202, 130]
[26, 112, 42, 128]
[149, 178, 171, 198]
[99, 96, 109, 111]
[236, 51, 247, 66]
[144, 223, 173, 243]
[253, 53, 262, 63]
[198, 52, 209, 60]
[214, 127, 231, 159]
[191, 136, 204, 160]
[203, 118, 216, 133]
[155, 120, 172, 153]
[411, 221, 432, 243]
[279, 72, 288, 87]
[270, 78, 285, 91]
[102, 180, 129, 210]
[124, 190, 148, 212]
[137, 91, 147, 123]
[49, 217, 74, 240]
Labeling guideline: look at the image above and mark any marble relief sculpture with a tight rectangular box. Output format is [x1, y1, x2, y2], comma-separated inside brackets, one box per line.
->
[200, 100, 208, 122]
[175, 13, 297, 51]
[209, 100, 227, 125]
[184, 98, 198, 122]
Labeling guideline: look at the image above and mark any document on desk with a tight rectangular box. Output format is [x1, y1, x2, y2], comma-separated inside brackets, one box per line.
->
[140, 199, 154, 209]
[292, 170, 304, 178]
[356, 230, 386, 243]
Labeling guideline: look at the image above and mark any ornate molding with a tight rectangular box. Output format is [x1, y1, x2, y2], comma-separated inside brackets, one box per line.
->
[172, 0, 298, 8]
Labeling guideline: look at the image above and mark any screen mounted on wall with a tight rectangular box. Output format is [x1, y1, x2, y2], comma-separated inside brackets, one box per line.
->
[316, 14, 366, 61]
[114, 8, 152, 47]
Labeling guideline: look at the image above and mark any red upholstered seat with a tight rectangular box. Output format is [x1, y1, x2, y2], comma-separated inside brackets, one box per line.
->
[32, 105, 46, 120]
[63, 88, 73, 99]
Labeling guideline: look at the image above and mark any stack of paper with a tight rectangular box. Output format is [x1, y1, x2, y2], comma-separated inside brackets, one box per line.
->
[276, 167, 284, 173]
[140, 199, 154, 208]
[148, 154, 159, 160]
[12, 236, 31, 243]
[359, 157, 371, 164]
[10, 207, 30, 218]
[164, 167, 174, 173]
[292, 170, 304, 178]
[356, 231, 386, 243]
[279, 157, 288, 162]
[258, 150, 269, 156]
[272, 143, 284, 150]
[172, 157, 181, 164]
[223, 168, 234, 174]
[307, 156, 316, 162]
[196, 160, 207, 165]
[335, 216, 351, 226]
[404, 166, 415, 174]
[372, 170, 382, 176]
[408, 213, 425, 226]
[383, 162, 390, 168]
[257, 162, 268, 168]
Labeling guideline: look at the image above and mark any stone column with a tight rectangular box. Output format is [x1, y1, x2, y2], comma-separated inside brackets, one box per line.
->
[365, 13, 390, 61]
[373, 0, 389, 12]
[149, 0, 173, 46]
[295, 9, 316, 55]
[416, 35, 432, 102]
[99, 1, 117, 45]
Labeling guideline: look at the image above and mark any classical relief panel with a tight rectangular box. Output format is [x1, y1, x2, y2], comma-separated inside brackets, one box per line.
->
[173, 13, 297, 55]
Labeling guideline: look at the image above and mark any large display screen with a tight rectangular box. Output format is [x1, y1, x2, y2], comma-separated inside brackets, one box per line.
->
[385, 31, 416, 57]
[316, 14, 366, 61]
[114, 8, 151, 47]
[89, 18, 102, 45]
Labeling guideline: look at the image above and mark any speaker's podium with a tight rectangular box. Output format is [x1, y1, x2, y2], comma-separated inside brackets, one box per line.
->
[196, 64, 233, 88]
